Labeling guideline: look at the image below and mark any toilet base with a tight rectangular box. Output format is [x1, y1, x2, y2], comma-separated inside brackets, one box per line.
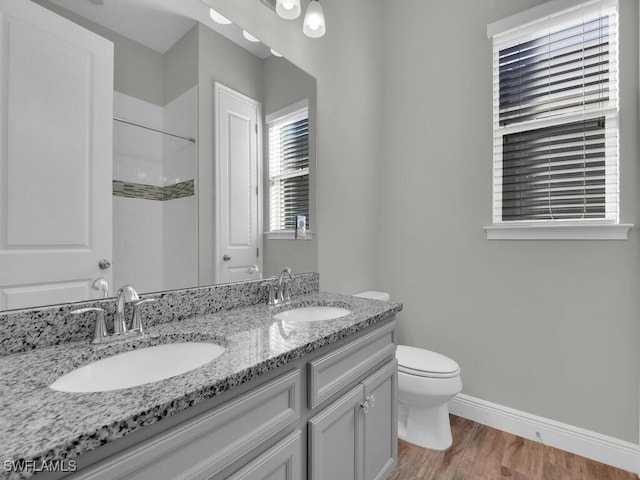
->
[398, 402, 453, 451]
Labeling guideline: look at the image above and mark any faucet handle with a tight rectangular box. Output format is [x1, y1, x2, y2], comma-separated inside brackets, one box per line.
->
[130, 298, 156, 334]
[280, 279, 292, 305]
[71, 307, 107, 344]
[261, 281, 278, 306]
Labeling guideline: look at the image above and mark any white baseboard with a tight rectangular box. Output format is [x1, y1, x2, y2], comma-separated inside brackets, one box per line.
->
[449, 393, 640, 475]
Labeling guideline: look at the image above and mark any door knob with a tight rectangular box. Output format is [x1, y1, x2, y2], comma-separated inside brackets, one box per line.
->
[223, 254, 232, 261]
[98, 259, 111, 270]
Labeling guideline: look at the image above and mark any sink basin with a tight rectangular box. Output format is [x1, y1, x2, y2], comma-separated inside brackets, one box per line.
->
[50, 342, 225, 393]
[273, 306, 351, 322]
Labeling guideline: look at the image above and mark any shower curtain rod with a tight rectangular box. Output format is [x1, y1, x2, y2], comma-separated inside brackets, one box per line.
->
[113, 116, 196, 144]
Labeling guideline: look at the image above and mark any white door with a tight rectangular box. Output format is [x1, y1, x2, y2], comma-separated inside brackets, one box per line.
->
[214, 83, 261, 284]
[0, 0, 114, 310]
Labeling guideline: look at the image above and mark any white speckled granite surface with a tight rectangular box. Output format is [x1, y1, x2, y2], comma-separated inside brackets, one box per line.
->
[0, 288, 401, 480]
[0, 274, 320, 357]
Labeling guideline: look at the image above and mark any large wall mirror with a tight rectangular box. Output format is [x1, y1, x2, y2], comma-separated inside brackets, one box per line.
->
[0, 0, 317, 311]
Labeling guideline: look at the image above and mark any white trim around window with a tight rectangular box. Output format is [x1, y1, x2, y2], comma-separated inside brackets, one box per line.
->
[484, 0, 632, 240]
[265, 230, 314, 240]
[484, 222, 632, 240]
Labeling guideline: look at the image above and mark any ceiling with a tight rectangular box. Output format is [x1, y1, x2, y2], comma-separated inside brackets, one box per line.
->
[47, 0, 272, 58]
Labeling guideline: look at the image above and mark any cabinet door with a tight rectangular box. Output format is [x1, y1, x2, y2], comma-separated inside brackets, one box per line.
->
[308, 385, 364, 480]
[362, 360, 398, 480]
[226, 430, 302, 480]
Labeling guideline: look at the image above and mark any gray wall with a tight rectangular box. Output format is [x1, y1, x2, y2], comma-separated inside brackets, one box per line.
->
[164, 25, 199, 105]
[262, 56, 317, 278]
[378, 0, 640, 444]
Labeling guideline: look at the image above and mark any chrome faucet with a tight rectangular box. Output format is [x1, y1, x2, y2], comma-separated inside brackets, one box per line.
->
[91, 277, 109, 298]
[114, 285, 140, 335]
[277, 267, 294, 305]
[247, 264, 262, 280]
[262, 267, 295, 307]
[71, 285, 155, 344]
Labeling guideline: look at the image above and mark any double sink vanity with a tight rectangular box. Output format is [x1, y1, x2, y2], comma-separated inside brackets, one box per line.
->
[0, 273, 402, 480]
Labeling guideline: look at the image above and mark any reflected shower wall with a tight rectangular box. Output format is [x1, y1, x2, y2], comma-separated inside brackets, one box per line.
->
[112, 87, 198, 293]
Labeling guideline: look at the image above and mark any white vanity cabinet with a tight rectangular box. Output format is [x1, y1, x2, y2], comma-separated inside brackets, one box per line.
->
[69, 370, 302, 480]
[61, 318, 397, 480]
[307, 360, 397, 480]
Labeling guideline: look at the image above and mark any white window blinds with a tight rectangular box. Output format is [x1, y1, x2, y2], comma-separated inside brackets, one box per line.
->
[267, 102, 310, 232]
[491, 0, 619, 223]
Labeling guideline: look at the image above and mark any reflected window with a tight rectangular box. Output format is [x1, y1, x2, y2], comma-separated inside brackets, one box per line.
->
[267, 100, 310, 232]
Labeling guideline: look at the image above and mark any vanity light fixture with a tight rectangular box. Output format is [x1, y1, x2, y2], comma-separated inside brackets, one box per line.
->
[242, 30, 261, 42]
[209, 8, 232, 25]
[303, 0, 325, 38]
[276, 0, 301, 20]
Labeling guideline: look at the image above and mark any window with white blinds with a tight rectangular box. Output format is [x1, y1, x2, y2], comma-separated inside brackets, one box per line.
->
[491, 0, 619, 225]
[267, 101, 310, 232]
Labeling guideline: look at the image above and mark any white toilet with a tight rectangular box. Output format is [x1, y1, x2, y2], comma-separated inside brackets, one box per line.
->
[354, 291, 463, 451]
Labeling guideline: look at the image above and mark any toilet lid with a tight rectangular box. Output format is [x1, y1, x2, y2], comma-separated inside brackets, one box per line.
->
[396, 345, 460, 378]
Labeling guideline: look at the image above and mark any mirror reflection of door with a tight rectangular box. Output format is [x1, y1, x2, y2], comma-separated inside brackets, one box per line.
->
[0, 0, 113, 310]
[214, 83, 262, 284]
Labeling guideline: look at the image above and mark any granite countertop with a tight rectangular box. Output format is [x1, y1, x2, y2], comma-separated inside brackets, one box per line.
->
[0, 292, 402, 479]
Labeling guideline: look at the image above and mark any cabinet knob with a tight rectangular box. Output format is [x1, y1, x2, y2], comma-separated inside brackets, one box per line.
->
[360, 395, 375, 414]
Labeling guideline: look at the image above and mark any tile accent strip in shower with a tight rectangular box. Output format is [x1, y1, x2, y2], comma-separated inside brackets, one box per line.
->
[113, 179, 195, 201]
[163, 180, 195, 200]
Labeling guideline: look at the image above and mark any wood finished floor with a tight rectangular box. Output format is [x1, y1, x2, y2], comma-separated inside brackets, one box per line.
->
[389, 415, 637, 480]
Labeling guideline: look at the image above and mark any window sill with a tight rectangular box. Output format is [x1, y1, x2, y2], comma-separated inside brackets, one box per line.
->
[484, 223, 633, 240]
[265, 230, 314, 240]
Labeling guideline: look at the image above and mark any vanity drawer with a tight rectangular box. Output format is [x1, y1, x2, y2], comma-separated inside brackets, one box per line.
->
[307, 320, 396, 409]
[226, 429, 302, 480]
[72, 369, 301, 480]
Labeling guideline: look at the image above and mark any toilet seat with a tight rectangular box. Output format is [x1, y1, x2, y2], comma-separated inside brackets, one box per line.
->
[397, 345, 460, 379]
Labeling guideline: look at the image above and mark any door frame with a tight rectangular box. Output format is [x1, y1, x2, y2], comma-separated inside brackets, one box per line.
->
[213, 82, 263, 284]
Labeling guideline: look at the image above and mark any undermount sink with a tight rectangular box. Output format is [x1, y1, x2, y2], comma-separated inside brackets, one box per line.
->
[273, 306, 351, 322]
[50, 342, 226, 393]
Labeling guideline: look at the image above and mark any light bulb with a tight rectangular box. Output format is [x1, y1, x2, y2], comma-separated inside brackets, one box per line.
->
[242, 30, 260, 43]
[209, 8, 232, 25]
[276, 0, 301, 19]
[303, 0, 326, 38]
[270, 48, 283, 57]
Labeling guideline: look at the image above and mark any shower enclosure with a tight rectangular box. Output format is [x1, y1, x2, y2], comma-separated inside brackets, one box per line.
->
[112, 87, 198, 294]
